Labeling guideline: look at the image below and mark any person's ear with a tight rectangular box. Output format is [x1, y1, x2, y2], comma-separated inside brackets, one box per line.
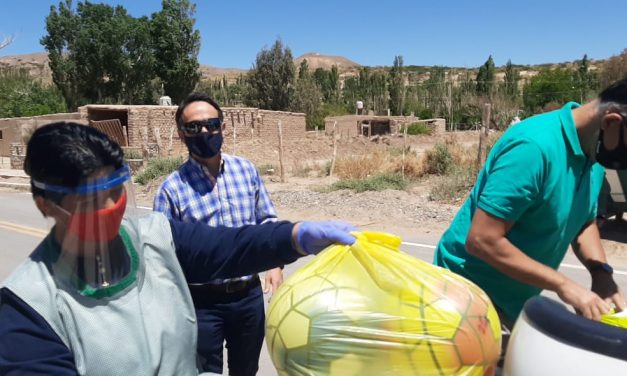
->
[221, 121, 226, 132]
[34, 196, 55, 218]
[601, 113, 623, 150]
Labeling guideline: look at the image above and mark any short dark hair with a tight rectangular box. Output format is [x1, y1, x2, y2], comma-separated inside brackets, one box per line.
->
[24, 122, 124, 200]
[175, 92, 224, 129]
[599, 77, 627, 106]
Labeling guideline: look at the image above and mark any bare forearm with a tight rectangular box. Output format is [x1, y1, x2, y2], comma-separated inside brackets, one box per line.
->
[466, 209, 612, 319]
[466, 235, 568, 292]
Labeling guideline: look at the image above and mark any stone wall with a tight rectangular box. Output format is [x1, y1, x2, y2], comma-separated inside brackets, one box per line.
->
[0, 112, 82, 157]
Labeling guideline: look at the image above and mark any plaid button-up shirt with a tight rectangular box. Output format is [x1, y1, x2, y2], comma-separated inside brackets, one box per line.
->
[153, 154, 277, 283]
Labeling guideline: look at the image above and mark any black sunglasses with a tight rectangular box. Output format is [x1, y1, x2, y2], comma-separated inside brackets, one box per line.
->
[181, 118, 222, 135]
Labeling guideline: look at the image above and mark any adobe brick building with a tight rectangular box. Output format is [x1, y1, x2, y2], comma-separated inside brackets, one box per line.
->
[0, 112, 82, 156]
[0, 113, 83, 169]
[324, 115, 446, 139]
[78, 105, 306, 157]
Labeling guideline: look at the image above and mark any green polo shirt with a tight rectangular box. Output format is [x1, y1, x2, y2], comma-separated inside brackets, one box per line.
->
[434, 102, 605, 321]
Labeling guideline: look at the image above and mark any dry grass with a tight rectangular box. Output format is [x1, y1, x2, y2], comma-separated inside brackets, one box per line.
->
[334, 146, 430, 180]
[333, 147, 393, 179]
[444, 134, 477, 167]
[391, 153, 426, 179]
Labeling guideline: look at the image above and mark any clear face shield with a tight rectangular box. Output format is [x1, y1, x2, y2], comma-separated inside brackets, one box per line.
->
[32, 165, 141, 298]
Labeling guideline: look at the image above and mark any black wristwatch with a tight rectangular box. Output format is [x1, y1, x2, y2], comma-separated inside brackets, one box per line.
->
[588, 262, 614, 275]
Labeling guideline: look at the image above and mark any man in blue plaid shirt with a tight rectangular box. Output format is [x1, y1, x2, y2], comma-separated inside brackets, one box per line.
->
[154, 93, 283, 375]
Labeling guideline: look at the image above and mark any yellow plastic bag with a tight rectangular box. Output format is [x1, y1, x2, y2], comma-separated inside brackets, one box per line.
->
[266, 232, 501, 376]
[601, 310, 627, 329]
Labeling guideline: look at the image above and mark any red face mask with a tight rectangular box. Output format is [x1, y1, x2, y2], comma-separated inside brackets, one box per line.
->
[66, 191, 127, 242]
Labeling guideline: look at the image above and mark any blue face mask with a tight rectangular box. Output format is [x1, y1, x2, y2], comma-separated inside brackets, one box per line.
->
[184, 132, 223, 158]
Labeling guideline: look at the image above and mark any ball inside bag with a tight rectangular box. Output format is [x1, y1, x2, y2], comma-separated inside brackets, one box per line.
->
[266, 232, 501, 376]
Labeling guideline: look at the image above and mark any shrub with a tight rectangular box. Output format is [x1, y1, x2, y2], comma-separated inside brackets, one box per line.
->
[134, 156, 184, 185]
[326, 173, 409, 193]
[405, 123, 433, 135]
[123, 147, 144, 160]
[423, 143, 453, 175]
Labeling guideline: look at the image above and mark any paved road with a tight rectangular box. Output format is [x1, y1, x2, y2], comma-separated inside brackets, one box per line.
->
[1, 190, 627, 375]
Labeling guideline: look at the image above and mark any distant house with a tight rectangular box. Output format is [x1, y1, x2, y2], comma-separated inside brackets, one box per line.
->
[324, 115, 445, 138]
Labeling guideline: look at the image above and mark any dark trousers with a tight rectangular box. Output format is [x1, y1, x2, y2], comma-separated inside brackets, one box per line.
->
[193, 281, 265, 375]
[495, 306, 515, 373]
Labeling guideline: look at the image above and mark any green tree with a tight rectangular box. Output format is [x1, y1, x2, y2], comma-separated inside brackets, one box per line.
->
[476, 55, 496, 96]
[504, 59, 519, 98]
[341, 76, 360, 112]
[328, 65, 340, 104]
[196, 74, 248, 107]
[0, 68, 66, 118]
[117, 16, 158, 104]
[246, 39, 295, 111]
[388, 55, 405, 115]
[313, 66, 340, 104]
[150, 0, 200, 104]
[41, 0, 80, 109]
[523, 68, 578, 114]
[576, 54, 596, 103]
[291, 69, 323, 130]
[42, 0, 200, 108]
[424, 66, 447, 116]
[41, 1, 159, 108]
[297, 59, 309, 80]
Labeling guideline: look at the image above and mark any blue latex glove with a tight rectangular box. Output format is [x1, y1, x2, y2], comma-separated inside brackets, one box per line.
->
[296, 221, 357, 255]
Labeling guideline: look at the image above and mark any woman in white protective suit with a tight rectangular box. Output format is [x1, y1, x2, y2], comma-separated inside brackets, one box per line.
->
[0, 122, 355, 376]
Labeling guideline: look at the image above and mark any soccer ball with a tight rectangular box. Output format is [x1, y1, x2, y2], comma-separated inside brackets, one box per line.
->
[266, 233, 501, 376]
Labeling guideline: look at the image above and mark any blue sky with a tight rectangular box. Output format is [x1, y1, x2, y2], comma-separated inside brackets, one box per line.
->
[1, 0, 626, 69]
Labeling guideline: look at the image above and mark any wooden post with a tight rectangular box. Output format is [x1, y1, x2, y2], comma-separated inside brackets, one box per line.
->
[476, 103, 491, 167]
[250, 114, 254, 139]
[167, 123, 176, 156]
[329, 121, 338, 177]
[232, 118, 237, 155]
[277, 120, 286, 183]
[402, 123, 408, 177]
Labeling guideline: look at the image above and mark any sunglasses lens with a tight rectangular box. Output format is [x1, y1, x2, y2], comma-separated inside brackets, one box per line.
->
[182, 119, 221, 134]
[183, 123, 201, 134]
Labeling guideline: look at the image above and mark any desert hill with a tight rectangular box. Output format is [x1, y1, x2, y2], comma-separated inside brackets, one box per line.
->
[0, 50, 606, 86]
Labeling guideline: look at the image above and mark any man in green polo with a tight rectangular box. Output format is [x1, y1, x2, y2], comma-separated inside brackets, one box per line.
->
[434, 78, 627, 330]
